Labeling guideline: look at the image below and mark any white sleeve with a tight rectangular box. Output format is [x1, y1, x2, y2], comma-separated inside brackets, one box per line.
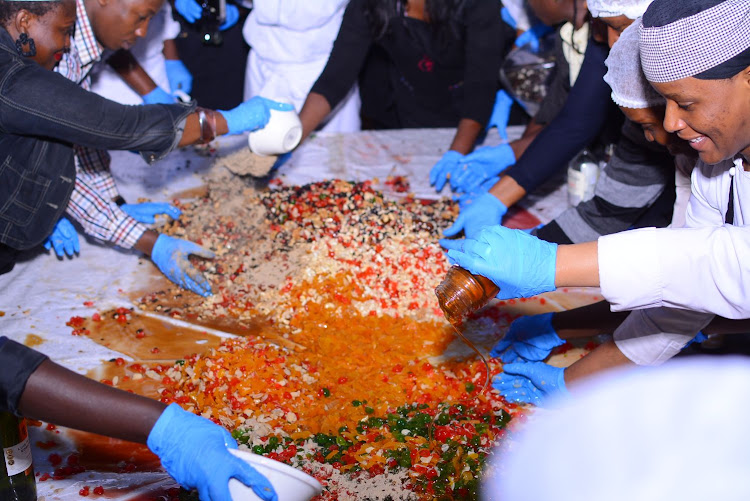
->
[613, 308, 714, 366]
[599, 224, 750, 318]
[252, 0, 348, 31]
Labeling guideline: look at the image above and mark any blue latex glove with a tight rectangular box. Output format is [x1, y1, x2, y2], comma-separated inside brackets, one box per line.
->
[147, 404, 277, 501]
[44, 218, 80, 258]
[174, 0, 202, 23]
[219, 4, 239, 30]
[454, 175, 499, 206]
[515, 23, 553, 53]
[493, 362, 568, 405]
[442, 193, 507, 240]
[143, 87, 176, 104]
[501, 7, 517, 29]
[440, 225, 558, 300]
[121, 203, 182, 224]
[219, 97, 294, 135]
[485, 90, 514, 139]
[164, 59, 193, 95]
[429, 150, 465, 193]
[491, 313, 563, 363]
[450, 143, 515, 193]
[682, 331, 708, 350]
[151, 234, 215, 297]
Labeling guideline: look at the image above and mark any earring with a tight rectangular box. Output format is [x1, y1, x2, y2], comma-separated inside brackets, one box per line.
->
[15, 32, 36, 58]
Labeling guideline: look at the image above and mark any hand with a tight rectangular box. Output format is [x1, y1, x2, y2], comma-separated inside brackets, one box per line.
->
[440, 225, 557, 300]
[450, 143, 515, 193]
[174, 0, 202, 23]
[485, 90, 514, 140]
[44, 218, 80, 258]
[150, 234, 215, 297]
[164, 60, 193, 95]
[429, 150, 465, 193]
[219, 4, 239, 30]
[121, 203, 182, 224]
[143, 87, 176, 105]
[493, 362, 568, 405]
[441, 193, 507, 240]
[219, 97, 295, 135]
[514, 23, 553, 53]
[682, 331, 708, 350]
[491, 313, 563, 363]
[147, 404, 277, 501]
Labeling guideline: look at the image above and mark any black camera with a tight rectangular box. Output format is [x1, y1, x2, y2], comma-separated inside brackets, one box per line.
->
[199, 0, 226, 46]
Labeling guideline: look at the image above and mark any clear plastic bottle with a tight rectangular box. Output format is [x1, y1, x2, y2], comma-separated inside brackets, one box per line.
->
[435, 266, 500, 324]
[0, 412, 36, 501]
[567, 148, 600, 207]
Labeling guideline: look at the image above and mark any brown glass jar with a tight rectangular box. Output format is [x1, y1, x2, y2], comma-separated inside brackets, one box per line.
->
[435, 266, 500, 324]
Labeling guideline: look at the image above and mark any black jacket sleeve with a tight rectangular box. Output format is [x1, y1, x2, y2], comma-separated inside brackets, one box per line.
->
[504, 38, 616, 192]
[0, 337, 47, 415]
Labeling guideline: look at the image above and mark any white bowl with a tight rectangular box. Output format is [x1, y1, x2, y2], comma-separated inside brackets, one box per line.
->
[247, 106, 303, 157]
[228, 448, 322, 501]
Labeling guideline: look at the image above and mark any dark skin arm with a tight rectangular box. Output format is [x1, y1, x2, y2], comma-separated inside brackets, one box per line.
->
[448, 118, 483, 155]
[162, 39, 180, 61]
[299, 92, 331, 142]
[107, 50, 159, 97]
[18, 359, 165, 444]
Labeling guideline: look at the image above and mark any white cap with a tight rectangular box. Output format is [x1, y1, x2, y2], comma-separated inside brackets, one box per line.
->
[587, 0, 655, 19]
[483, 357, 750, 501]
[603, 20, 664, 108]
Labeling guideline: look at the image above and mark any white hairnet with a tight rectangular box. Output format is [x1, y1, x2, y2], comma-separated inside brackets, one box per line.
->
[483, 357, 750, 501]
[603, 20, 663, 108]
[587, 0, 654, 19]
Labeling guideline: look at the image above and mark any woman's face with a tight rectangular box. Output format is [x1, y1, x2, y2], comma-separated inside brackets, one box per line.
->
[598, 14, 632, 47]
[651, 69, 750, 165]
[620, 105, 694, 158]
[23, 1, 76, 70]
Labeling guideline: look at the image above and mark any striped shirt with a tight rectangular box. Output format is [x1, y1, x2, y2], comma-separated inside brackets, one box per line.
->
[55, 0, 147, 249]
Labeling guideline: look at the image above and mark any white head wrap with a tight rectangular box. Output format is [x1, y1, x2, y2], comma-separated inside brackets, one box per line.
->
[485, 357, 750, 501]
[640, 0, 750, 82]
[587, 0, 654, 19]
[603, 20, 663, 108]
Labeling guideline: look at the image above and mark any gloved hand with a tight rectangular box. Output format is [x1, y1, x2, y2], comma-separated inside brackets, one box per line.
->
[150, 234, 215, 297]
[493, 361, 568, 405]
[174, 0, 202, 23]
[682, 331, 708, 350]
[491, 313, 563, 363]
[450, 143, 515, 193]
[515, 22, 553, 53]
[165, 59, 193, 95]
[219, 97, 295, 135]
[121, 203, 182, 224]
[485, 90, 514, 140]
[44, 218, 80, 258]
[219, 4, 239, 30]
[429, 150, 465, 193]
[147, 404, 277, 501]
[440, 225, 557, 300]
[454, 175, 499, 206]
[143, 87, 176, 105]
[442, 193, 507, 240]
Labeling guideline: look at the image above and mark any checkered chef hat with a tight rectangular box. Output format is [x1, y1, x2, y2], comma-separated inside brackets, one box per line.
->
[640, 0, 750, 82]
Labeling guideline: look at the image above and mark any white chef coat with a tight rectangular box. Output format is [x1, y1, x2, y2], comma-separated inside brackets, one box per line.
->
[600, 156, 749, 364]
[242, 0, 361, 132]
[90, 4, 181, 104]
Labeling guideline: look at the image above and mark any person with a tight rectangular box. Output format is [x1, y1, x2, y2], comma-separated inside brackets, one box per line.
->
[241, 0, 361, 133]
[0, 0, 292, 297]
[0, 335, 277, 501]
[485, 358, 750, 501]
[297, 0, 513, 171]
[442, 0, 750, 403]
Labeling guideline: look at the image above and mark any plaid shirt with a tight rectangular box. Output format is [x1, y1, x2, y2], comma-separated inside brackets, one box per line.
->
[55, 0, 146, 249]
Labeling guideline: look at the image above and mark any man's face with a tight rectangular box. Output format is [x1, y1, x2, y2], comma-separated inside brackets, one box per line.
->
[620, 105, 694, 158]
[651, 70, 750, 165]
[91, 0, 164, 50]
[26, 0, 76, 70]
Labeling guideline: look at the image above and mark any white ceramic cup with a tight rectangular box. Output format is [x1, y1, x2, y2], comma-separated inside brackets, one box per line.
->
[227, 448, 322, 501]
[247, 104, 303, 157]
